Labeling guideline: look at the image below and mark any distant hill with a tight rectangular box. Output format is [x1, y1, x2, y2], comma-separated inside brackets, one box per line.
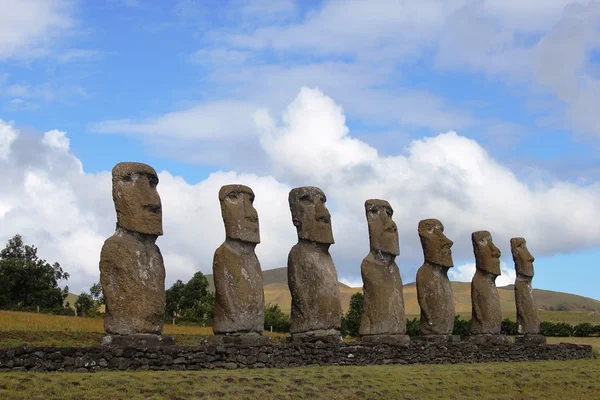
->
[204, 266, 600, 315]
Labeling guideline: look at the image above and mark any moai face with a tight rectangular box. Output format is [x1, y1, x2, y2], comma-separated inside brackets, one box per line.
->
[472, 230, 501, 276]
[112, 162, 162, 236]
[365, 199, 399, 256]
[418, 218, 453, 267]
[510, 237, 534, 278]
[219, 184, 260, 244]
[289, 186, 334, 244]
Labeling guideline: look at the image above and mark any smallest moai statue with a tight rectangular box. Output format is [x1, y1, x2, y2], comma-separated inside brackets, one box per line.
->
[359, 200, 409, 346]
[511, 237, 546, 345]
[468, 230, 510, 344]
[211, 184, 268, 345]
[99, 162, 174, 347]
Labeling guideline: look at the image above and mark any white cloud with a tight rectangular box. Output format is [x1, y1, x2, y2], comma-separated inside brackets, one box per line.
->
[0, 119, 17, 160]
[449, 262, 517, 287]
[0, 0, 75, 60]
[2, 87, 600, 294]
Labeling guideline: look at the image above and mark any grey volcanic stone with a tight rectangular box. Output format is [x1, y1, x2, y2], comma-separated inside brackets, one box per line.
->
[213, 185, 264, 336]
[416, 219, 455, 335]
[100, 162, 167, 337]
[360, 200, 407, 338]
[470, 231, 502, 335]
[511, 237, 541, 335]
[288, 186, 342, 338]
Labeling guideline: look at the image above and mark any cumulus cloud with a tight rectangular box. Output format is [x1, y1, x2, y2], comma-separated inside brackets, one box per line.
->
[2, 87, 600, 293]
[449, 262, 516, 287]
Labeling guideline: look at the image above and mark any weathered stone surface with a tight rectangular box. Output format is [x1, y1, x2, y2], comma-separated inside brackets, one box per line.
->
[360, 334, 410, 346]
[360, 199, 406, 337]
[515, 334, 546, 345]
[465, 334, 511, 345]
[288, 187, 341, 337]
[213, 184, 264, 336]
[101, 334, 175, 347]
[511, 237, 540, 335]
[412, 335, 461, 344]
[100, 162, 166, 338]
[416, 219, 455, 335]
[470, 231, 502, 335]
[0, 342, 591, 372]
[111, 162, 163, 236]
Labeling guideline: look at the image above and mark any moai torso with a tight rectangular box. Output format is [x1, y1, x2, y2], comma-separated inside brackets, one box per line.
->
[287, 187, 341, 335]
[213, 185, 264, 335]
[416, 219, 455, 335]
[470, 231, 502, 335]
[99, 162, 166, 336]
[511, 237, 540, 334]
[359, 199, 405, 336]
[100, 230, 165, 335]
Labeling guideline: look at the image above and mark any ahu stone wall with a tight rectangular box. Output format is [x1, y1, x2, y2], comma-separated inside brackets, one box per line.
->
[0, 341, 592, 372]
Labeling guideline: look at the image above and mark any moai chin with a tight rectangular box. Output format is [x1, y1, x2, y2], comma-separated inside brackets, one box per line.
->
[212, 184, 266, 341]
[469, 230, 509, 343]
[416, 219, 456, 340]
[287, 186, 342, 341]
[359, 200, 409, 345]
[99, 162, 174, 346]
[511, 237, 545, 344]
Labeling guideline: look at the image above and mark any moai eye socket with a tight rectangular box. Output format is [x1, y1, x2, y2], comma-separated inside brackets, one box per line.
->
[299, 194, 311, 203]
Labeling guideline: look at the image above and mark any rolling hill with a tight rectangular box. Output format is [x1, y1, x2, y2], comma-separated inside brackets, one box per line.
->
[204, 267, 600, 315]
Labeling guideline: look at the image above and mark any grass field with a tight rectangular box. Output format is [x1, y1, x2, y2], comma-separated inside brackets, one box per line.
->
[0, 360, 598, 399]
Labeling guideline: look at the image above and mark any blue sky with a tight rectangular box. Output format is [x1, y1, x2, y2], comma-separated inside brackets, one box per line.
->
[0, 0, 599, 301]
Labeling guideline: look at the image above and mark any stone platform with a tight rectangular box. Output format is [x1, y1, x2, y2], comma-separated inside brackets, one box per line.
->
[0, 339, 591, 372]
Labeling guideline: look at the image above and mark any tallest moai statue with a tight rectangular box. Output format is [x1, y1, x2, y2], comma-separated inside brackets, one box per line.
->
[287, 186, 342, 341]
[99, 162, 173, 346]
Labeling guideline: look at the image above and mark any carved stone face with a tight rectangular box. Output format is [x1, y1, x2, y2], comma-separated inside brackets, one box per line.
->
[472, 230, 501, 276]
[510, 237, 534, 277]
[112, 162, 162, 236]
[219, 184, 260, 244]
[418, 219, 453, 267]
[288, 186, 334, 244]
[365, 199, 399, 256]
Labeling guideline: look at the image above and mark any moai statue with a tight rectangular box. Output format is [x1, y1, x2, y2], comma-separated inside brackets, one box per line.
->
[359, 200, 409, 345]
[288, 186, 342, 341]
[511, 237, 545, 344]
[416, 219, 457, 342]
[212, 184, 267, 344]
[99, 162, 174, 346]
[469, 230, 510, 344]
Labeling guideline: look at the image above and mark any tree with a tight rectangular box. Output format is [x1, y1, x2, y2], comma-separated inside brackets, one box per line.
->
[165, 272, 214, 325]
[341, 292, 363, 337]
[75, 292, 95, 317]
[90, 282, 104, 305]
[0, 234, 69, 310]
[264, 303, 290, 333]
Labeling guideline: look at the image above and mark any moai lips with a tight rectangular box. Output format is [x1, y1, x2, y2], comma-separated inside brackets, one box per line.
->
[359, 200, 408, 343]
[100, 162, 170, 344]
[213, 184, 265, 336]
[287, 187, 341, 338]
[416, 219, 456, 336]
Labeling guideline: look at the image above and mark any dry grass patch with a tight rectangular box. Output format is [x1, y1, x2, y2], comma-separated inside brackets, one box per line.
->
[0, 360, 598, 399]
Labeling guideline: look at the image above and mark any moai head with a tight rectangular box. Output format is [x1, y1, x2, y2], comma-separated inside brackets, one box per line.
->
[218, 184, 260, 244]
[365, 199, 399, 256]
[510, 237, 535, 278]
[472, 230, 501, 276]
[288, 186, 334, 244]
[112, 162, 162, 236]
[418, 219, 454, 268]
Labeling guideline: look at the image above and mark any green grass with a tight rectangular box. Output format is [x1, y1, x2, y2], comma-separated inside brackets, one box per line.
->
[0, 360, 598, 399]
